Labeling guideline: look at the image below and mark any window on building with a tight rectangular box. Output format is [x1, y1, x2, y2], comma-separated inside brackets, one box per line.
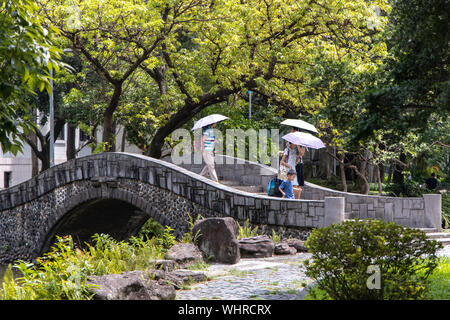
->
[4, 171, 12, 188]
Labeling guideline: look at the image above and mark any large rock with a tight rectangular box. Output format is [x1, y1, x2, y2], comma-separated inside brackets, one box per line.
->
[87, 271, 176, 300]
[286, 238, 308, 253]
[164, 270, 208, 290]
[238, 235, 274, 258]
[164, 243, 203, 267]
[153, 259, 176, 272]
[192, 217, 240, 264]
[274, 241, 297, 255]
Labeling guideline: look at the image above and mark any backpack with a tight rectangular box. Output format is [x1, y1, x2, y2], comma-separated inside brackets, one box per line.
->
[267, 176, 283, 197]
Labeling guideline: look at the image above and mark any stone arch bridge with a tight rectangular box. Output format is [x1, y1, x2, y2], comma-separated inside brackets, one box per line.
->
[0, 152, 343, 263]
[0, 152, 441, 264]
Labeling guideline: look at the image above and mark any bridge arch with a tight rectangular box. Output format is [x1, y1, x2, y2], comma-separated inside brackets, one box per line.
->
[0, 153, 225, 263]
[38, 185, 167, 256]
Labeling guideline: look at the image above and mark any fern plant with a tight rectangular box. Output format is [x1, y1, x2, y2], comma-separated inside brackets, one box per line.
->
[237, 219, 259, 239]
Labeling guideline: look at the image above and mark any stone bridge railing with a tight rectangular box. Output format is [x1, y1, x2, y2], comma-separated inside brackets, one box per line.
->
[0, 152, 343, 263]
[167, 153, 442, 231]
[301, 183, 441, 231]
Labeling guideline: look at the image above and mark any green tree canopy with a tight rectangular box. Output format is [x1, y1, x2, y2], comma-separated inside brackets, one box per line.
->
[358, 0, 449, 139]
[36, 0, 390, 158]
[0, 0, 62, 154]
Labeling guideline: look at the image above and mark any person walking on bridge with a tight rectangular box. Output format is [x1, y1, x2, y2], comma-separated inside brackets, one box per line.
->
[199, 123, 219, 182]
[191, 114, 228, 183]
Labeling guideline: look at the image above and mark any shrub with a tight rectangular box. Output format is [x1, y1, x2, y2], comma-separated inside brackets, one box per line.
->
[1, 236, 95, 300]
[304, 219, 443, 300]
[157, 226, 177, 249]
[136, 218, 165, 240]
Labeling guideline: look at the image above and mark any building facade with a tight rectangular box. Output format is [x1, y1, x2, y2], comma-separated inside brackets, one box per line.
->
[0, 124, 140, 189]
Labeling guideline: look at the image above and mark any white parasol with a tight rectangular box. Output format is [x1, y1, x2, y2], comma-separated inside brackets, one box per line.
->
[191, 114, 229, 131]
[282, 131, 325, 149]
[280, 119, 318, 134]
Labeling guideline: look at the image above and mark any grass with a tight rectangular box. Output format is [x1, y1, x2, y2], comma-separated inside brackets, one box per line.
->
[228, 268, 254, 277]
[423, 257, 450, 300]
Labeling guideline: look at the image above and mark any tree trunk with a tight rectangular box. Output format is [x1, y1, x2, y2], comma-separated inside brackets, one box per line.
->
[350, 164, 370, 195]
[148, 103, 207, 158]
[339, 152, 347, 192]
[379, 163, 385, 184]
[387, 163, 393, 184]
[375, 163, 383, 195]
[354, 151, 369, 193]
[147, 84, 239, 158]
[28, 124, 39, 176]
[102, 85, 122, 151]
[393, 153, 406, 185]
[40, 143, 50, 172]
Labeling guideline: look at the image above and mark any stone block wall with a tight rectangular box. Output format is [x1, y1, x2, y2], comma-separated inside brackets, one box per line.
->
[302, 183, 441, 230]
[167, 152, 441, 230]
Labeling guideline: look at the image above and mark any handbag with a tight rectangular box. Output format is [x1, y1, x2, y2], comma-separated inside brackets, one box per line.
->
[278, 147, 292, 181]
[278, 164, 288, 180]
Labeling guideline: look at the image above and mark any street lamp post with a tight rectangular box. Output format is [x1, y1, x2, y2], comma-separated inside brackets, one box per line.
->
[248, 90, 252, 120]
[49, 49, 71, 168]
[49, 67, 54, 168]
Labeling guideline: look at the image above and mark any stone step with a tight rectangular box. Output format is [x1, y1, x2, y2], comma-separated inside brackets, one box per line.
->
[426, 232, 450, 239]
[436, 238, 450, 245]
[232, 185, 263, 193]
[417, 228, 441, 233]
[219, 180, 263, 193]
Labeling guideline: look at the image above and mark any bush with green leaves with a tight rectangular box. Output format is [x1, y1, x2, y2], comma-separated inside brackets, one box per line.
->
[305, 219, 443, 300]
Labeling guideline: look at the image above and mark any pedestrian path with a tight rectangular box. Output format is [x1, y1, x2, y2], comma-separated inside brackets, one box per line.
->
[176, 253, 313, 300]
[176, 246, 450, 300]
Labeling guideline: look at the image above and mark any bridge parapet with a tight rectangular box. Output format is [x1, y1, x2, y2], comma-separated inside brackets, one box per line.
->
[166, 152, 441, 231]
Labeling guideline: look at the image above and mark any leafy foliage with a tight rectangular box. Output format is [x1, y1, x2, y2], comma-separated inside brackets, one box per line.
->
[305, 219, 443, 300]
[0, 234, 165, 300]
[423, 257, 450, 300]
[237, 219, 259, 239]
[0, 0, 62, 154]
[359, 0, 449, 138]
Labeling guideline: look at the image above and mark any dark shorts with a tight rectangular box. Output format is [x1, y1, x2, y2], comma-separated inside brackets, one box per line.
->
[295, 162, 304, 186]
